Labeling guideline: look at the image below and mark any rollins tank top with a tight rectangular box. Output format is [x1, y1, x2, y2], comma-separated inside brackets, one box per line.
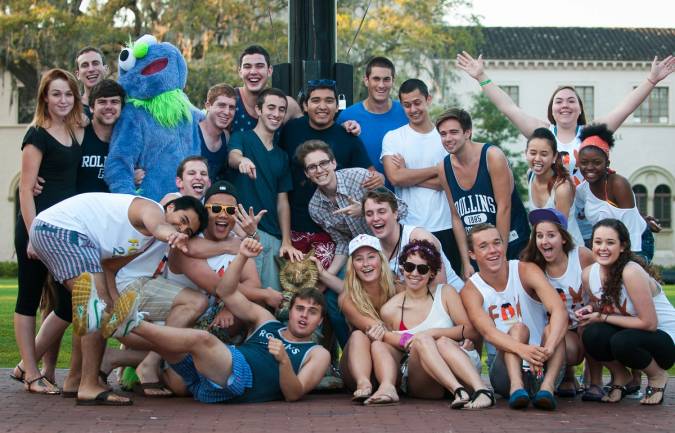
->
[444, 144, 530, 258]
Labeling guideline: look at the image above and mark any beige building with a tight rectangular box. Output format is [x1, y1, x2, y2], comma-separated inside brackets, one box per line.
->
[1, 27, 674, 265]
[448, 27, 675, 265]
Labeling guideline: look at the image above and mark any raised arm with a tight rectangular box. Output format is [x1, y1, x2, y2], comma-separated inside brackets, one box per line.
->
[456, 51, 548, 137]
[597, 55, 675, 132]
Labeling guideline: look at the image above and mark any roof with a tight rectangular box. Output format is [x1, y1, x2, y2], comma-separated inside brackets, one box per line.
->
[474, 27, 675, 61]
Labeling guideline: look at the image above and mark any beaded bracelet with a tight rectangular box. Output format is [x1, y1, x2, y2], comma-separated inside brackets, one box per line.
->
[479, 79, 492, 87]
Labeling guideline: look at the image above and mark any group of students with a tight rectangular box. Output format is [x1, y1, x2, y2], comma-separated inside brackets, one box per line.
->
[10, 41, 675, 410]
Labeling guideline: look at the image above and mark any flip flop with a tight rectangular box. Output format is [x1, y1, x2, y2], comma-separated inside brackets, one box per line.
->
[76, 390, 133, 406]
[10, 365, 25, 383]
[508, 388, 530, 409]
[133, 382, 174, 398]
[464, 389, 496, 410]
[641, 384, 667, 406]
[450, 387, 471, 409]
[555, 383, 577, 398]
[602, 384, 627, 403]
[363, 393, 399, 406]
[532, 390, 557, 411]
[61, 390, 78, 399]
[581, 384, 605, 402]
[351, 387, 373, 403]
[25, 375, 60, 395]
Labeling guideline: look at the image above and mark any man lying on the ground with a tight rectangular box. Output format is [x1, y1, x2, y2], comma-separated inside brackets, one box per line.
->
[99, 238, 331, 403]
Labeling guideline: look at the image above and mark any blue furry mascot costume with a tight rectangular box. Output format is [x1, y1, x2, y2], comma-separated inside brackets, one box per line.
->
[105, 35, 202, 201]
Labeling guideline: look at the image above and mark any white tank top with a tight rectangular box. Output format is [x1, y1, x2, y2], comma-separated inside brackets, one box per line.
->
[115, 241, 169, 290]
[545, 246, 586, 328]
[576, 182, 646, 251]
[167, 238, 237, 293]
[470, 260, 548, 349]
[588, 263, 675, 342]
[527, 174, 584, 246]
[396, 285, 454, 334]
[549, 125, 584, 186]
[388, 225, 464, 291]
[35, 193, 160, 259]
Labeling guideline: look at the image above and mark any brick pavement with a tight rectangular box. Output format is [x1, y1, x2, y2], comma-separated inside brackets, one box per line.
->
[1, 370, 673, 433]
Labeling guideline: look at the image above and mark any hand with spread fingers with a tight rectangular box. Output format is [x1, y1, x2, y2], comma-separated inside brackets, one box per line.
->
[279, 242, 304, 262]
[235, 204, 266, 238]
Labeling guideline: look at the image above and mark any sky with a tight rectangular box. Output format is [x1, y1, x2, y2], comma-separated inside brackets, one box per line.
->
[447, 0, 675, 28]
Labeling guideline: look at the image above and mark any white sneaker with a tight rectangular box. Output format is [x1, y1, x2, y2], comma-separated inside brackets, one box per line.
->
[105, 290, 144, 339]
[71, 272, 107, 336]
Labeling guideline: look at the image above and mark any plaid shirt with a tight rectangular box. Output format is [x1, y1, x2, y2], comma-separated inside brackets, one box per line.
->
[308, 168, 407, 255]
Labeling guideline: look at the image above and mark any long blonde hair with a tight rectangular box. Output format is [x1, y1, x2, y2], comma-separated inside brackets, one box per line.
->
[32, 68, 83, 135]
[342, 251, 396, 321]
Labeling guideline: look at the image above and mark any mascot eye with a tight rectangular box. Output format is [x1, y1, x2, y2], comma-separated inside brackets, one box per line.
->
[132, 34, 158, 59]
[118, 48, 136, 71]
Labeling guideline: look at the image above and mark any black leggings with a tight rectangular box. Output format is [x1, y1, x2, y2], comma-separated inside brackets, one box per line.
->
[582, 322, 675, 370]
[14, 217, 71, 322]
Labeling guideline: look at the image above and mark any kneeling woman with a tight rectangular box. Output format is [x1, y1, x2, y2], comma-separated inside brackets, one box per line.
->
[314, 234, 397, 402]
[520, 208, 596, 398]
[578, 219, 675, 405]
[368, 239, 493, 408]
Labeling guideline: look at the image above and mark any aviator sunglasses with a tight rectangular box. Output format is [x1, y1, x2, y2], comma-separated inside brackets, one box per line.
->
[205, 204, 236, 215]
[401, 262, 430, 275]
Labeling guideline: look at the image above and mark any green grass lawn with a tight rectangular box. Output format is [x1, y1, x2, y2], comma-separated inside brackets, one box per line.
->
[1, 278, 675, 370]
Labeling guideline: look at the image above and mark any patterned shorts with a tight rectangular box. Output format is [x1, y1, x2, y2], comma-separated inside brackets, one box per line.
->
[169, 347, 252, 403]
[30, 221, 102, 283]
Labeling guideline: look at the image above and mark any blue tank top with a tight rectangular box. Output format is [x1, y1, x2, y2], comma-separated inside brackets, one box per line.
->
[443, 143, 530, 259]
[198, 126, 229, 181]
[231, 88, 258, 133]
[232, 320, 318, 403]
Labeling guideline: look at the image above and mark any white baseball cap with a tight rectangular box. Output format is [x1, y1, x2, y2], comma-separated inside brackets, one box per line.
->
[349, 234, 382, 256]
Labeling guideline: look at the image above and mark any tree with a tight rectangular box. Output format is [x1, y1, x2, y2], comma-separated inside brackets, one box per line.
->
[337, 0, 481, 101]
[470, 92, 529, 199]
[2, 1, 480, 110]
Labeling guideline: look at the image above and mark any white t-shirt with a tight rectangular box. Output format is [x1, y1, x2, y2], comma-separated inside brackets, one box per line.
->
[35, 192, 160, 259]
[381, 125, 451, 232]
[115, 241, 169, 290]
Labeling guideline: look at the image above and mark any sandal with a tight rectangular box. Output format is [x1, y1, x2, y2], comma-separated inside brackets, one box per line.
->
[10, 365, 25, 383]
[641, 384, 667, 406]
[602, 384, 627, 403]
[363, 392, 400, 406]
[450, 387, 471, 409]
[76, 390, 133, 406]
[464, 389, 496, 410]
[351, 386, 373, 403]
[25, 375, 61, 395]
[581, 384, 605, 402]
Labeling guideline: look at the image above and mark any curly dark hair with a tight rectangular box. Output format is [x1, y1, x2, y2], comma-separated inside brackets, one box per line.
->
[399, 239, 442, 278]
[592, 219, 660, 310]
[579, 123, 616, 148]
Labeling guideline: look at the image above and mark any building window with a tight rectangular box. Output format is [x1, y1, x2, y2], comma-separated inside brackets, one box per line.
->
[654, 184, 671, 228]
[575, 86, 594, 121]
[633, 184, 648, 215]
[500, 85, 519, 106]
[633, 87, 669, 124]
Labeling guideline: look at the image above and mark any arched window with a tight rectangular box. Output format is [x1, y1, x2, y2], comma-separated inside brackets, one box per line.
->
[654, 184, 671, 228]
[632, 184, 647, 215]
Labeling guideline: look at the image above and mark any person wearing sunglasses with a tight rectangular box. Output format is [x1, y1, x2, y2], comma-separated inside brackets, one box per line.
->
[167, 181, 282, 315]
[460, 223, 567, 410]
[365, 239, 491, 408]
[362, 187, 464, 291]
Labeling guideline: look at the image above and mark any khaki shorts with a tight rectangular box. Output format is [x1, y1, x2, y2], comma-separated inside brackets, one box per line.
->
[123, 277, 184, 322]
